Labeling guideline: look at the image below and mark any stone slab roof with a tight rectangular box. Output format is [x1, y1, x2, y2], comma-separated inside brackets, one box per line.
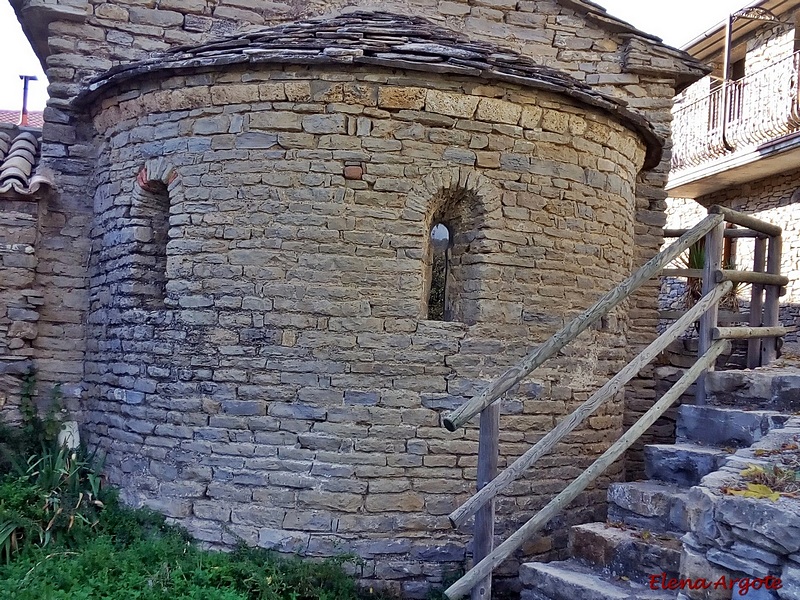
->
[77, 11, 664, 168]
[0, 130, 53, 198]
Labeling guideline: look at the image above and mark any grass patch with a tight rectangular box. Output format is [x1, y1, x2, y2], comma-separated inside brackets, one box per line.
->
[0, 476, 394, 600]
[0, 374, 397, 600]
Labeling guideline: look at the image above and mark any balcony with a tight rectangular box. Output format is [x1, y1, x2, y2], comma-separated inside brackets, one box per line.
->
[668, 51, 800, 198]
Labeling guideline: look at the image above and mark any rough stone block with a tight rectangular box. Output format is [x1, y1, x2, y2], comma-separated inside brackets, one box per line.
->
[475, 98, 522, 124]
[302, 113, 347, 134]
[250, 112, 303, 131]
[377, 87, 426, 110]
[425, 90, 479, 118]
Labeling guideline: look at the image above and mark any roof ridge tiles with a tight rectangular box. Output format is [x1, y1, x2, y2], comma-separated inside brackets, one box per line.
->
[0, 130, 53, 199]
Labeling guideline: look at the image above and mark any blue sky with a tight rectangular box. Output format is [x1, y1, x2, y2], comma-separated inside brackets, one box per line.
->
[0, 0, 748, 113]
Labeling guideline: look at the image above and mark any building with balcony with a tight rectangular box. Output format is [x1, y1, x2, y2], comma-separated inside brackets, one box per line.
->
[666, 0, 800, 348]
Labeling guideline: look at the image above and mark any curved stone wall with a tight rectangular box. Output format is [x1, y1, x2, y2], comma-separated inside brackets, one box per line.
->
[83, 64, 646, 592]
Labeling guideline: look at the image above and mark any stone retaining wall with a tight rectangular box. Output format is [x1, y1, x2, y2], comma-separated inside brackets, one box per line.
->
[680, 417, 800, 600]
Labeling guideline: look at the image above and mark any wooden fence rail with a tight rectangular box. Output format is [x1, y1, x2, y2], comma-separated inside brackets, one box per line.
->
[447, 281, 733, 529]
[441, 206, 786, 599]
[444, 340, 732, 600]
[442, 213, 724, 432]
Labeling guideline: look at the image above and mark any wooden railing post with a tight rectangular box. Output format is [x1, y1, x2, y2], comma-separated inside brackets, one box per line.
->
[747, 236, 767, 368]
[443, 340, 731, 600]
[697, 220, 725, 405]
[471, 403, 499, 600]
[443, 214, 724, 431]
[447, 282, 733, 529]
[762, 235, 783, 364]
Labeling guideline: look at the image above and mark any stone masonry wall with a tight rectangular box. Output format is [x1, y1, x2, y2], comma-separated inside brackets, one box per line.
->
[12, 0, 707, 490]
[0, 146, 41, 421]
[81, 65, 647, 594]
[693, 169, 800, 345]
[745, 18, 795, 76]
[679, 417, 800, 600]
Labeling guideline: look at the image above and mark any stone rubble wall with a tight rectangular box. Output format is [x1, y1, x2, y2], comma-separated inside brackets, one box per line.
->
[0, 176, 40, 422]
[81, 66, 646, 594]
[679, 416, 800, 600]
[10, 0, 707, 484]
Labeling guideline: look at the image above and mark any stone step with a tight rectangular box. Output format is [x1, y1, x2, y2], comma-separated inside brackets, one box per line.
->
[644, 442, 730, 487]
[676, 404, 789, 448]
[706, 369, 800, 412]
[520, 560, 676, 600]
[569, 522, 681, 581]
[606, 481, 690, 533]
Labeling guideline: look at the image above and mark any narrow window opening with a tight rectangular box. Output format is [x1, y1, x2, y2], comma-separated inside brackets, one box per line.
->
[133, 178, 170, 309]
[427, 223, 451, 321]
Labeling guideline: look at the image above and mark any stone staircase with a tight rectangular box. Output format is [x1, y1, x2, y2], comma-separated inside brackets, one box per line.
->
[520, 385, 794, 600]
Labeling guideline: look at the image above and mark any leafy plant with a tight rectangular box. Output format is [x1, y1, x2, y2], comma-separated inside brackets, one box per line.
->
[0, 372, 107, 562]
[0, 376, 404, 600]
[1, 371, 63, 476]
[675, 239, 746, 312]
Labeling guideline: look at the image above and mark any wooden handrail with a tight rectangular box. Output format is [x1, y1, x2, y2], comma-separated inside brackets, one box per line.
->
[442, 205, 788, 599]
[763, 236, 783, 363]
[696, 221, 724, 405]
[747, 237, 767, 368]
[714, 270, 789, 286]
[708, 206, 782, 237]
[441, 213, 725, 432]
[447, 281, 733, 529]
[713, 326, 792, 340]
[443, 340, 732, 600]
[660, 310, 747, 324]
[662, 268, 704, 278]
[664, 228, 765, 239]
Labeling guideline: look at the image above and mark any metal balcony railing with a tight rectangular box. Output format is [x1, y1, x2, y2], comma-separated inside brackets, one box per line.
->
[671, 51, 800, 172]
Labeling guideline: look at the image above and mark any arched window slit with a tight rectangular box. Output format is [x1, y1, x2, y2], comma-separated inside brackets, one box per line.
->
[428, 223, 451, 321]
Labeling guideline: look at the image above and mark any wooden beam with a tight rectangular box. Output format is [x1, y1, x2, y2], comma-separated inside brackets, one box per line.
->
[443, 340, 731, 600]
[713, 326, 792, 340]
[662, 268, 703, 278]
[763, 236, 783, 364]
[713, 270, 789, 286]
[664, 228, 764, 239]
[747, 237, 767, 368]
[697, 222, 724, 405]
[448, 282, 733, 530]
[471, 403, 499, 600]
[442, 213, 725, 432]
[708, 205, 782, 237]
[660, 310, 748, 324]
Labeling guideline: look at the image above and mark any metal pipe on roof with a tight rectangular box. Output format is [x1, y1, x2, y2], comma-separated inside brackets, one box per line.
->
[18, 75, 37, 127]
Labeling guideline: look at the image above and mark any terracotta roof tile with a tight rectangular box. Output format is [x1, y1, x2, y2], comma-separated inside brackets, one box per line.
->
[0, 109, 44, 129]
[0, 130, 53, 197]
[77, 11, 664, 168]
